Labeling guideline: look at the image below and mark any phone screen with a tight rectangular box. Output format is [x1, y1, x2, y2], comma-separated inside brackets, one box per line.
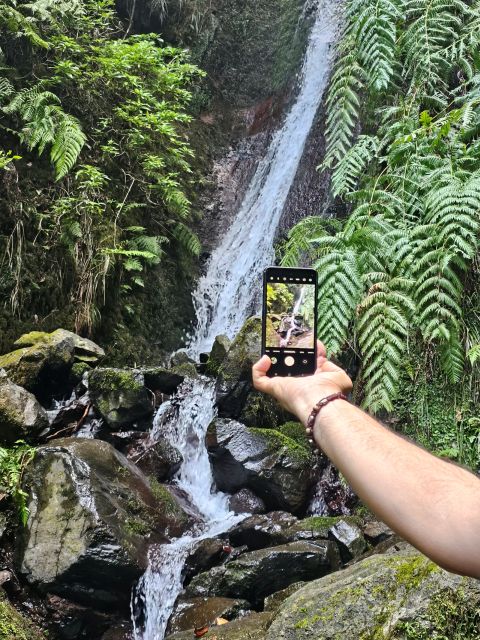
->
[262, 267, 317, 377]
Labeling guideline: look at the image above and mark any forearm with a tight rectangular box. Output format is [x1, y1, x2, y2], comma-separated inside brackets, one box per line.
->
[295, 393, 480, 577]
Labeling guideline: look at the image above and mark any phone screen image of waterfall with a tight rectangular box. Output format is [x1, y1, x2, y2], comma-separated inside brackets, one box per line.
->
[266, 283, 315, 349]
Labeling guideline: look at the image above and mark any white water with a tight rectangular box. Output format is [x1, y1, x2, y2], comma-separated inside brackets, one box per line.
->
[133, 3, 340, 637]
[188, 1, 338, 357]
[132, 378, 242, 640]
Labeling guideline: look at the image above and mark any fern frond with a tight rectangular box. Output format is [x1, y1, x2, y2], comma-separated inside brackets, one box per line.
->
[171, 222, 201, 256]
[331, 135, 380, 197]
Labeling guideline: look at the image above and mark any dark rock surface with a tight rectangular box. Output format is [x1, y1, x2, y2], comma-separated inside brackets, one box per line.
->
[186, 541, 340, 607]
[166, 612, 274, 640]
[227, 512, 298, 550]
[208, 419, 314, 513]
[329, 518, 367, 561]
[167, 597, 250, 635]
[88, 368, 153, 428]
[125, 436, 183, 481]
[141, 367, 185, 395]
[0, 589, 47, 639]
[18, 438, 190, 607]
[183, 538, 226, 584]
[205, 335, 231, 377]
[0, 378, 48, 445]
[228, 488, 266, 515]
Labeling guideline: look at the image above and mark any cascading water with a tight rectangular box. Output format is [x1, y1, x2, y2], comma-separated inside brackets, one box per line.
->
[132, 2, 340, 637]
[188, 0, 339, 357]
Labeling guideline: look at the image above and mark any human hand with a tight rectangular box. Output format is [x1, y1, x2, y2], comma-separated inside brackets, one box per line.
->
[252, 340, 353, 425]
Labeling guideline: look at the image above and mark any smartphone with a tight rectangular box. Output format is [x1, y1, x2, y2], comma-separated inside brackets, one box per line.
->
[262, 266, 318, 377]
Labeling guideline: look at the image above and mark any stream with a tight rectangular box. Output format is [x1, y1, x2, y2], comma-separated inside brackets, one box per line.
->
[131, 2, 339, 638]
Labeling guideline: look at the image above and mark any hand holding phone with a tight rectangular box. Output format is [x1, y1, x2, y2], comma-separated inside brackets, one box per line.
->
[261, 266, 318, 377]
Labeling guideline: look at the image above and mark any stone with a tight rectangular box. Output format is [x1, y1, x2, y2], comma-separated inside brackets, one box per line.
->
[169, 350, 196, 368]
[18, 438, 190, 607]
[363, 519, 394, 545]
[0, 379, 48, 445]
[285, 516, 363, 544]
[186, 541, 340, 607]
[216, 317, 291, 424]
[165, 612, 273, 640]
[141, 367, 185, 395]
[167, 597, 250, 635]
[183, 538, 227, 584]
[265, 549, 480, 640]
[45, 594, 118, 640]
[227, 512, 298, 550]
[228, 488, 266, 515]
[208, 419, 314, 513]
[329, 518, 367, 561]
[0, 329, 104, 398]
[263, 582, 305, 612]
[88, 368, 153, 428]
[0, 590, 47, 639]
[125, 437, 183, 481]
[101, 622, 133, 639]
[205, 335, 231, 377]
[0, 513, 7, 539]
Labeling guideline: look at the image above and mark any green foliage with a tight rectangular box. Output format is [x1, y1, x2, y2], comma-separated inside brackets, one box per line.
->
[0, 441, 36, 524]
[283, 0, 480, 422]
[0, 0, 204, 336]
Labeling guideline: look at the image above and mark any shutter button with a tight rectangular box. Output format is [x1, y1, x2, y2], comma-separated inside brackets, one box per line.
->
[284, 356, 295, 367]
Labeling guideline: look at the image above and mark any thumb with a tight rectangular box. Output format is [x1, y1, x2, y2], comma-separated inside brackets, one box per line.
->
[252, 354, 272, 392]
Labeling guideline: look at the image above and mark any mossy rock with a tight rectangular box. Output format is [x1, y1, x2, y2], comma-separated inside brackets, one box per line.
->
[18, 437, 191, 607]
[166, 612, 274, 640]
[265, 548, 480, 639]
[0, 329, 104, 400]
[205, 334, 231, 377]
[0, 591, 46, 640]
[88, 368, 153, 427]
[0, 378, 48, 445]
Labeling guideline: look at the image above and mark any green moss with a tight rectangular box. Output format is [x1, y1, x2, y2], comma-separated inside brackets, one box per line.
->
[123, 517, 151, 536]
[0, 596, 46, 639]
[249, 427, 311, 462]
[276, 421, 307, 445]
[300, 515, 361, 532]
[394, 556, 438, 590]
[14, 331, 51, 347]
[0, 349, 26, 369]
[150, 478, 188, 523]
[89, 368, 144, 393]
[392, 586, 480, 639]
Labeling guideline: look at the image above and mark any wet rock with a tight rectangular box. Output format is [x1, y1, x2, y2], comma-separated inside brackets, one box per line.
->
[0, 379, 48, 445]
[227, 512, 298, 550]
[183, 538, 226, 584]
[205, 335, 231, 377]
[0, 513, 7, 539]
[166, 612, 273, 640]
[285, 516, 363, 544]
[18, 438, 190, 607]
[45, 594, 118, 640]
[167, 597, 250, 635]
[101, 621, 133, 639]
[228, 488, 266, 515]
[0, 329, 104, 398]
[208, 419, 314, 513]
[329, 519, 367, 561]
[216, 317, 290, 425]
[88, 368, 153, 428]
[363, 519, 394, 545]
[46, 394, 90, 436]
[141, 367, 185, 395]
[307, 463, 358, 516]
[263, 582, 305, 612]
[125, 436, 183, 481]
[265, 549, 480, 640]
[186, 541, 340, 607]
[169, 351, 196, 368]
[0, 590, 46, 639]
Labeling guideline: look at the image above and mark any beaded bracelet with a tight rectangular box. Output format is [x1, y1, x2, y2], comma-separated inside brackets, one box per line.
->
[305, 392, 347, 451]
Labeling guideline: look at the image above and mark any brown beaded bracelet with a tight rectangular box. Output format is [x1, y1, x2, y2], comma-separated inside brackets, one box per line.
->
[305, 392, 347, 451]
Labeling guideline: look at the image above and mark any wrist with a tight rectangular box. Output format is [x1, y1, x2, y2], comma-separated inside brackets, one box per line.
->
[293, 384, 344, 426]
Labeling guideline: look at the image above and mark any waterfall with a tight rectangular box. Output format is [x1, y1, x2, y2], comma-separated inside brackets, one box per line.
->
[132, 2, 340, 637]
[188, 0, 339, 358]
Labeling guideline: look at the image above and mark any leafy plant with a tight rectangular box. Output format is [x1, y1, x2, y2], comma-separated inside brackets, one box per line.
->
[0, 441, 36, 525]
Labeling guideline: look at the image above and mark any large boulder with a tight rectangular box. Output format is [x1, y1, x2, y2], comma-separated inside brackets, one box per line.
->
[125, 436, 183, 481]
[208, 419, 314, 513]
[166, 612, 273, 640]
[227, 512, 298, 550]
[0, 378, 48, 445]
[0, 330, 104, 398]
[88, 368, 153, 428]
[265, 546, 480, 639]
[185, 541, 340, 607]
[215, 317, 290, 425]
[18, 438, 190, 608]
[205, 335, 231, 377]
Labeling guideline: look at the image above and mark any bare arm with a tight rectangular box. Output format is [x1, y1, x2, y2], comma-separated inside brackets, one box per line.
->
[252, 342, 480, 578]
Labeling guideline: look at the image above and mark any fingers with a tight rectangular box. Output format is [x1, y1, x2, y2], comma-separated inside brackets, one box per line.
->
[252, 355, 273, 392]
[316, 339, 327, 359]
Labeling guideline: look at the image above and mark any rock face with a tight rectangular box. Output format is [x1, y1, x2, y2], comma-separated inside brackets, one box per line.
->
[215, 317, 289, 425]
[0, 379, 48, 445]
[205, 335, 231, 377]
[228, 488, 266, 515]
[141, 367, 185, 395]
[125, 436, 183, 481]
[0, 329, 104, 398]
[265, 548, 480, 640]
[208, 419, 314, 513]
[88, 368, 153, 427]
[18, 438, 190, 607]
[166, 612, 273, 640]
[227, 512, 298, 550]
[186, 541, 340, 607]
